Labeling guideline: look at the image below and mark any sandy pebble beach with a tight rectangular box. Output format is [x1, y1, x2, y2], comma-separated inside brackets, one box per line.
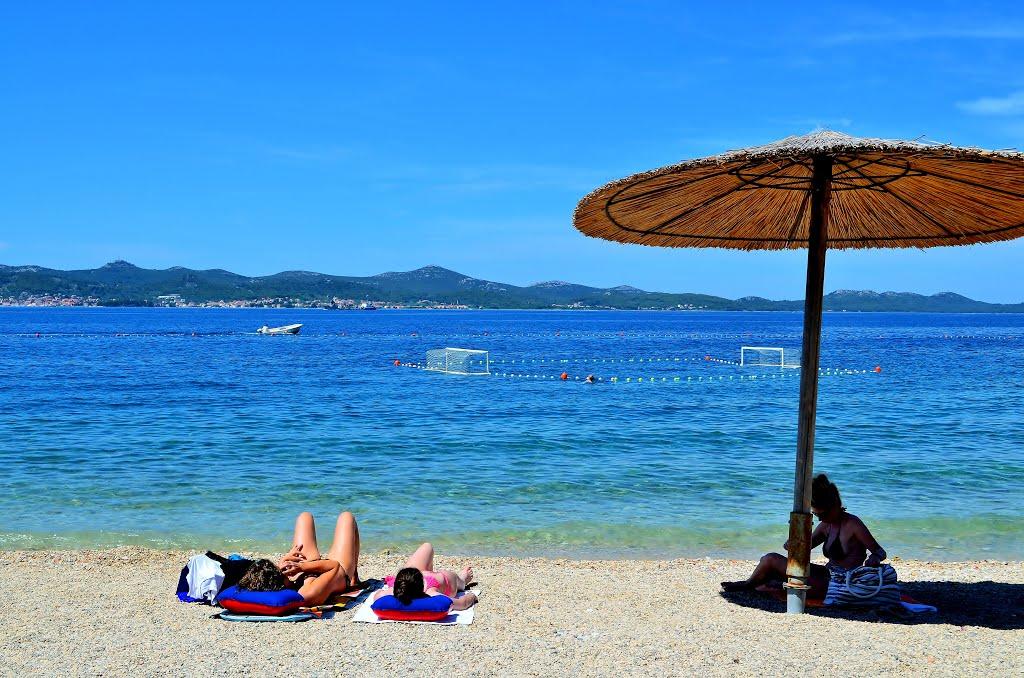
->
[0, 548, 1020, 676]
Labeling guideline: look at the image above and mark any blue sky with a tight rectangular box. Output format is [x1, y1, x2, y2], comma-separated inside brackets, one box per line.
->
[2, 2, 1024, 301]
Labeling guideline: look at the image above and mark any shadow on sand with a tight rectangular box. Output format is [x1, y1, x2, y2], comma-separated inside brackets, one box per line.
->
[720, 580, 1024, 629]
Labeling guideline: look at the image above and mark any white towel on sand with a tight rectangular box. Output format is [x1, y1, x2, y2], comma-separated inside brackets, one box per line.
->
[352, 589, 478, 625]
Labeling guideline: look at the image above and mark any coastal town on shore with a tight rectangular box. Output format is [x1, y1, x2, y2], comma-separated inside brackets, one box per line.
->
[0, 292, 473, 310]
[0, 292, 708, 311]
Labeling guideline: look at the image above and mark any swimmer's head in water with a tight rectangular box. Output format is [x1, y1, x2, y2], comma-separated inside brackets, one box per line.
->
[810, 473, 845, 518]
[237, 558, 288, 592]
[393, 566, 425, 605]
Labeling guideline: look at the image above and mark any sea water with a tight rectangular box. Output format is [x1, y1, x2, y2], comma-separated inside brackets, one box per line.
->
[1, 307, 1021, 560]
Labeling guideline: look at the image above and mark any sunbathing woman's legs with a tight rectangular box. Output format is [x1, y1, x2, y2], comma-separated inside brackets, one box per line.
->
[435, 568, 473, 597]
[405, 542, 435, 571]
[721, 552, 829, 598]
[291, 511, 321, 561]
[724, 551, 788, 591]
[287, 511, 361, 596]
[404, 542, 473, 597]
[326, 511, 361, 589]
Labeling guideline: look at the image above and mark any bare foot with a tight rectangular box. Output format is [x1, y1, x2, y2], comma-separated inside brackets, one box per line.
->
[348, 568, 362, 591]
[460, 566, 475, 588]
[720, 580, 752, 592]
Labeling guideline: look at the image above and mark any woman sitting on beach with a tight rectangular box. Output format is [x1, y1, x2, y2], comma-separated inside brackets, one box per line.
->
[372, 542, 478, 611]
[721, 474, 887, 598]
[235, 510, 362, 607]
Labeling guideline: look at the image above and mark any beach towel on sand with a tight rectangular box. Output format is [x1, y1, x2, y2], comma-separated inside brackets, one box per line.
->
[352, 589, 479, 625]
[218, 612, 315, 623]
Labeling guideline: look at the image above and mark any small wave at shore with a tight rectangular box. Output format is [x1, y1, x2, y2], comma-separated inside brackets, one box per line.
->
[3, 514, 1022, 561]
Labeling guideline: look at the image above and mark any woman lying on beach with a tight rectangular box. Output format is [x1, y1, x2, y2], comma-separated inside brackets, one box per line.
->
[720, 474, 887, 598]
[235, 510, 362, 607]
[371, 542, 478, 611]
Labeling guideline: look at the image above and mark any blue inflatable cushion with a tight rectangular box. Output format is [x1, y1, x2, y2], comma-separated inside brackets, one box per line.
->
[216, 586, 305, 616]
[371, 594, 452, 621]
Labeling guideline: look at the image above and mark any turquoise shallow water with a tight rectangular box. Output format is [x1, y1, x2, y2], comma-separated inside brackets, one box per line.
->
[1, 307, 1022, 560]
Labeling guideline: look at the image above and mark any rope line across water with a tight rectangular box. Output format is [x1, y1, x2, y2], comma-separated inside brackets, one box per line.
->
[396, 361, 872, 384]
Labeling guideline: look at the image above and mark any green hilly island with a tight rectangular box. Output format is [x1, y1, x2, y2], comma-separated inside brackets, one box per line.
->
[2, 260, 1022, 312]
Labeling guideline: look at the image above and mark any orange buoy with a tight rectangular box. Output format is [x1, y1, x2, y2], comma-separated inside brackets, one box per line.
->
[394, 359, 401, 366]
[704, 355, 710, 361]
[560, 372, 568, 380]
[873, 365, 882, 373]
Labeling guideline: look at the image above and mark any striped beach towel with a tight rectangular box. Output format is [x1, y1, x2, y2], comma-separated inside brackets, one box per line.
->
[824, 564, 901, 608]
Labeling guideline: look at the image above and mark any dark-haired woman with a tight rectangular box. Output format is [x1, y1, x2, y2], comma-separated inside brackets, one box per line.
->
[234, 511, 362, 607]
[372, 542, 477, 611]
[720, 474, 887, 598]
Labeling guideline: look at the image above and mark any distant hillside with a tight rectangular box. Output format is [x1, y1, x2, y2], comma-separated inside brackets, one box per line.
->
[2, 261, 1023, 312]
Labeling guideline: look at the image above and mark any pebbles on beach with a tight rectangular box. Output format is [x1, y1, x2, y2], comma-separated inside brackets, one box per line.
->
[0, 548, 1020, 676]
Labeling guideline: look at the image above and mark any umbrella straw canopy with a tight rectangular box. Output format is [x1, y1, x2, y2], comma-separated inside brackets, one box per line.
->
[575, 130, 1024, 250]
[573, 130, 1024, 615]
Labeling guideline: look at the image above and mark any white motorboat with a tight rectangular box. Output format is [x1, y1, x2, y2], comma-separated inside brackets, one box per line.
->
[257, 323, 302, 336]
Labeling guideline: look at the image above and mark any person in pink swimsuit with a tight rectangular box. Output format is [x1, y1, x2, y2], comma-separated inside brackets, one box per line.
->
[374, 542, 477, 610]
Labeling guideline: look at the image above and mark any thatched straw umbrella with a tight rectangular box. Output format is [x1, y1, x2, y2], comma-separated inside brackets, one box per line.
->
[573, 130, 1024, 614]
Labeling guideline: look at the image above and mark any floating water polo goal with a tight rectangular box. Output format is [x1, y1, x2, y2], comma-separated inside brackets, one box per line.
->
[740, 346, 800, 368]
[425, 348, 490, 375]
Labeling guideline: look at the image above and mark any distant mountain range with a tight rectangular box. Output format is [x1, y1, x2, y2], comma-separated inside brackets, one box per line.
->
[2, 260, 1023, 312]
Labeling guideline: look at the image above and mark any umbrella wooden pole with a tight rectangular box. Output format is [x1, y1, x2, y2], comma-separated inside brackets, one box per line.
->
[784, 154, 832, 614]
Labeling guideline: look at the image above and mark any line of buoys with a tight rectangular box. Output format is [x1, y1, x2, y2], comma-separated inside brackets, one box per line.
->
[705, 355, 741, 366]
[939, 334, 1020, 340]
[391, 331, 1016, 340]
[392, 331, 814, 340]
[398, 361, 871, 383]
[486, 370, 869, 383]
[396, 332, 1020, 342]
[489, 356, 702, 365]
[398, 359, 872, 377]
[475, 332, 1023, 341]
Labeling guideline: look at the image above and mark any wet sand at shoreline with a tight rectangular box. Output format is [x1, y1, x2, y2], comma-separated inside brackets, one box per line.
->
[1, 548, 1021, 676]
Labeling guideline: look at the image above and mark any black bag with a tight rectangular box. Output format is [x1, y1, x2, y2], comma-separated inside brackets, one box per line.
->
[206, 551, 254, 590]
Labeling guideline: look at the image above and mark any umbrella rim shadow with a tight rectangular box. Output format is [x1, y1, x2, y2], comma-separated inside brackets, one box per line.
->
[720, 579, 1024, 630]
